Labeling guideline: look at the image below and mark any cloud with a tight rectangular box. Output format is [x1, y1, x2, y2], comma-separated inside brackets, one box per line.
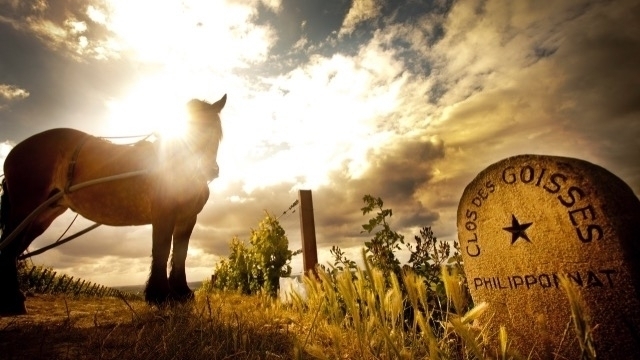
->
[0, 0, 119, 61]
[193, 181, 302, 255]
[0, 84, 29, 111]
[1, 0, 279, 70]
[4, 0, 639, 285]
[272, 0, 640, 248]
[216, 31, 408, 198]
[260, 0, 282, 13]
[429, 0, 639, 190]
[191, 134, 444, 260]
[311, 136, 444, 246]
[363, 0, 640, 241]
[0, 84, 29, 101]
[104, 0, 277, 71]
[339, 0, 383, 37]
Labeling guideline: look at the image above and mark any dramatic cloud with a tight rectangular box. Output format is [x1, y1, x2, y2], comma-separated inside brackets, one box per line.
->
[258, 0, 283, 13]
[1, 0, 638, 285]
[106, 0, 276, 69]
[0, 0, 118, 60]
[311, 136, 444, 246]
[339, 0, 383, 37]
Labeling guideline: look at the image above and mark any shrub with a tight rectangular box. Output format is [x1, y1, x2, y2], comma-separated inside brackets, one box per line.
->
[212, 212, 300, 295]
[325, 194, 470, 328]
[360, 195, 405, 282]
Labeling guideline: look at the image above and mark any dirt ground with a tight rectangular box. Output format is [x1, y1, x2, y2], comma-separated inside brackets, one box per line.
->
[0, 293, 296, 360]
[0, 293, 146, 328]
[0, 294, 151, 360]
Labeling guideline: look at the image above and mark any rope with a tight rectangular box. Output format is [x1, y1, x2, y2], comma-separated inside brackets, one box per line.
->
[0, 169, 149, 253]
[99, 133, 154, 140]
[18, 213, 80, 260]
[96, 133, 155, 149]
[56, 213, 79, 242]
[18, 223, 102, 260]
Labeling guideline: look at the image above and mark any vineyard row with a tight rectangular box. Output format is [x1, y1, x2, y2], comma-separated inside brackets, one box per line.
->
[18, 265, 141, 300]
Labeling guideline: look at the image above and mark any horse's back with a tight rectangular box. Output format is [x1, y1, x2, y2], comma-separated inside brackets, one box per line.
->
[68, 131, 157, 225]
[4, 128, 158, 226]
[9, 128, 88, 153]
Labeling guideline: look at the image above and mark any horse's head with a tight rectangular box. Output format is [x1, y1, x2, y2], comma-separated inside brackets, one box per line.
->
[184, 94, 227, 181]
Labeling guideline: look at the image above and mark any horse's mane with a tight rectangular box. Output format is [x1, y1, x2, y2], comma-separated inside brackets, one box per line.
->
[186, 99, 212, 112]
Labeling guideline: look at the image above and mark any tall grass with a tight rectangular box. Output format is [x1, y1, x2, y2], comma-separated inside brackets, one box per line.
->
[279, 250, 595, 359]
[280, 249, 490, 359]
[559, 276, 597, 360]
[1, 253, 596, 359]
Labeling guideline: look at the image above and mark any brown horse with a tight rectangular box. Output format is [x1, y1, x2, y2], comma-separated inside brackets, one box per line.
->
[0, 94, 226, 315]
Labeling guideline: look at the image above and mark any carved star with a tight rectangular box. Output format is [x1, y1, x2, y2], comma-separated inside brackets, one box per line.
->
[503, 214, 533, 245]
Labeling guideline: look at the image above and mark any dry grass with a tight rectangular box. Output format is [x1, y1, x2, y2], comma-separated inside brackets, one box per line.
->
[0, 293, 296, 360]
[0, 265, 594, 360]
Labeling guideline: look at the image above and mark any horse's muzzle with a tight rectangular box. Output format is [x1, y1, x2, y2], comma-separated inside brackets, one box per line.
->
[208, 164, 219, 180]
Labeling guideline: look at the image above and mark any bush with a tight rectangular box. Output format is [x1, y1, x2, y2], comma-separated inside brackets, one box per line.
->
[325, 194, 470, 325]
[212, 212, 300, 295]
[360, 195, 405, 282]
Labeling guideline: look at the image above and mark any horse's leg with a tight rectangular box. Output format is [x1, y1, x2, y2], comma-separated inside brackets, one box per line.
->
[168, 215, 197, 301]
[0, 180, 66, 316]
[0, 252, 24, 316]
[0, 199, 67, 315]
[14, 202, 68, 255]
[145, 213, 176, 305]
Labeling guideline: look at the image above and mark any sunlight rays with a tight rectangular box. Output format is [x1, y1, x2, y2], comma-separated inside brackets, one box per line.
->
[105, 77, 189, 140]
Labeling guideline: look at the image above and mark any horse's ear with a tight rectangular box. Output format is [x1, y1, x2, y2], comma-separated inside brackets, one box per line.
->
[211, 94, 227, 112]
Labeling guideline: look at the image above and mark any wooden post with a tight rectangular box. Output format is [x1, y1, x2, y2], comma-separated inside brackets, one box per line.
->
[63, 277, 74, 292]
[43, 272, 57, 293]
[35, 268, 48, 291]
[75, 280, 86, 295]
[298, 190, 318, 275]
[53, 274, 66, 293]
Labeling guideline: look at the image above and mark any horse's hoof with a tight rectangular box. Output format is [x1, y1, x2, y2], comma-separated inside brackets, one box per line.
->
[0, 290, 27, 316]
[170, 290, 194, 303]
[144, 290, 170, 306]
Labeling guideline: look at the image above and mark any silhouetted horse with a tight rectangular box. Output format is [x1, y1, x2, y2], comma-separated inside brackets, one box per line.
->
[0, 94, 227, 315]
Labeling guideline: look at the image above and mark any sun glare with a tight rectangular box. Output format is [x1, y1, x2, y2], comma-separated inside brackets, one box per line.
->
[106, 78, 190, 141]
[154, 114, 188, 140]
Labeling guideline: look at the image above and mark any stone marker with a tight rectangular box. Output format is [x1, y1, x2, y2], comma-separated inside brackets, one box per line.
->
[457, 154, 640, 359]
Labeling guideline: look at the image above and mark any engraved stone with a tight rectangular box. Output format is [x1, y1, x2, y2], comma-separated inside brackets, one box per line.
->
[457, 154, 640, 359]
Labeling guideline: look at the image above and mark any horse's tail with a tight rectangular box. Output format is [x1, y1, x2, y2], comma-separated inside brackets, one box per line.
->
[0, 178, 10, 241]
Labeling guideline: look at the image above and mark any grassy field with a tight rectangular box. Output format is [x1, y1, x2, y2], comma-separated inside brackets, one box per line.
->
[0, 265, 594, 360]
[0, 291, 295, 359]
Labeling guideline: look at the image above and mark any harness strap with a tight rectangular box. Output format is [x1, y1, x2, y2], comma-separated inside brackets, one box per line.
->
[65, 135, 92, 193]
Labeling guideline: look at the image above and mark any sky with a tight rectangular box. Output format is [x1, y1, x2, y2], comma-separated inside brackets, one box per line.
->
[1, 0, 639, 287]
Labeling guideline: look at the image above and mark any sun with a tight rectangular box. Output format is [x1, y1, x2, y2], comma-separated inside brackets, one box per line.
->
[105, 77, 189, 140]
